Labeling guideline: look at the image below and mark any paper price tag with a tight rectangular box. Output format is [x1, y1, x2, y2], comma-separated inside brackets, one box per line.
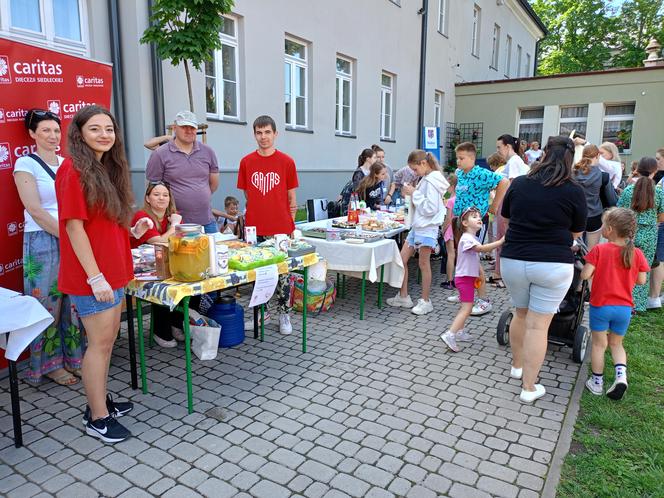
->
[249, 265, 279, 308]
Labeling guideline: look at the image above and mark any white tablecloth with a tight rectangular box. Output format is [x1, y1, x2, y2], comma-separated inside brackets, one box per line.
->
[0, 287, 53, 361]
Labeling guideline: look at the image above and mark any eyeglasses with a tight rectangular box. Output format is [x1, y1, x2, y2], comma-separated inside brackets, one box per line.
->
[27, 110, 59, 129]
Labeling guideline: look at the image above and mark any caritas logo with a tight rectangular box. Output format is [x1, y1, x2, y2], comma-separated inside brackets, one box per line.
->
[7, 221, 24, 237]
[0, 108, 5, 123]
[47, 100, 61, 117]
[0, 56, 11, 84]
[0, 142, 12, 170]
[75, 74, 104, 88]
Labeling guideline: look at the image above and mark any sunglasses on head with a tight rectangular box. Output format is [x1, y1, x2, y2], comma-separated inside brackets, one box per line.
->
[28, 110, 59, 129]
[461, 206, 481, 218]
[148, 180, 171, 189]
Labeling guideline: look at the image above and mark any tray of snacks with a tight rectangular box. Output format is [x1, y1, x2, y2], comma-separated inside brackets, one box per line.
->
[287, 240, 316, 257]
[341, 232, 384, 243]
[301, 227, 328, 239]
[331, 220, 357, 229]
[229, 246, 287, 271]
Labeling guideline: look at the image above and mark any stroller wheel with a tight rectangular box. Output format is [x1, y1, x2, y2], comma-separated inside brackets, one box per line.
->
[496, 311, 512, 346]
[572, 325, 590, 363]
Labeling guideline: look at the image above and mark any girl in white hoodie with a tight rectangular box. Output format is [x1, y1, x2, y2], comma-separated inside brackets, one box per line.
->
[387, 150, 449, 315]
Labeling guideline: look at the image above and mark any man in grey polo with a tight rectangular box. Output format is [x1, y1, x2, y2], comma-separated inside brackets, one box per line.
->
[146, 111, 220, 233]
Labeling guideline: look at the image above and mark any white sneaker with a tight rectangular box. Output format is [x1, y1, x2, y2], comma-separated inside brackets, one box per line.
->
[411, 299, 433, 315]
[244, 312, 271, 331]
[171, 327, 185, 341]
[585, 378, 603, 396]
[509, 367, 523, 379]
[446, 294, 460, 303]
[471, 299, 492, 316]
[519, 384, 546, 403]
[386, 293, 414, 308]
[646, 296, 661, 309]
[154, 335, 177, 348]
[440, 330, 460, 352]
[606, 378, 628, 400]
[279, 314, 293, 335]
[455, 330, 473, 342]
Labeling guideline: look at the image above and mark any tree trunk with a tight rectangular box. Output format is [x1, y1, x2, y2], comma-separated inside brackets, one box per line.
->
[184, 60, 194, 112]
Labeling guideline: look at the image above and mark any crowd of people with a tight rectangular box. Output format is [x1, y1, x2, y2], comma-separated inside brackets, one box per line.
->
[12, 102, 664, 443]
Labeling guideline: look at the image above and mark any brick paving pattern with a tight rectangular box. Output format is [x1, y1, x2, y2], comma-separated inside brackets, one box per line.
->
[0, 262, 581, 497]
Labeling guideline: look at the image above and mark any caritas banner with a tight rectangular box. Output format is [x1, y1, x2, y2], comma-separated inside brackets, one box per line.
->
[0, 38, 112, 293]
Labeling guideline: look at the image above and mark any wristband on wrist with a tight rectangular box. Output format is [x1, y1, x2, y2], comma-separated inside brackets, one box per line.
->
[86, 273, 104, 285]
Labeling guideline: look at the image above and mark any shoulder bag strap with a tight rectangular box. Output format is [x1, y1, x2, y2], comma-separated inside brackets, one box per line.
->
[27, 153, 56, 181]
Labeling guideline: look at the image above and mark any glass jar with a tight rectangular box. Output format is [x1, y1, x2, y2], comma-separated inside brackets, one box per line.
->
[168, 224, 209, 282]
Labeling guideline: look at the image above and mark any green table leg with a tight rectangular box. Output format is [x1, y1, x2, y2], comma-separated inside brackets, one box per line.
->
[302, 266, 308, 353]
[377, 265, 385, 308]
[182, 297, 194, 414]
[360, 271, 366, 320]
[136, 301, 148, 394]
[260, 304, 265, 342]
[342, 275, 346, 299]
[149, 306, 155, 348]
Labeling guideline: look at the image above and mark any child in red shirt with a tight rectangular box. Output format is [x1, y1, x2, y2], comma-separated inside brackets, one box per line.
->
[581, 208, 649, 400]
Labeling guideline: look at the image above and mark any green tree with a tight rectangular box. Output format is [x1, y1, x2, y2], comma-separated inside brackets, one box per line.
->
[140, 0, 234, 112]
[612, 0, 664, 68]
[532, 0, 617, 75]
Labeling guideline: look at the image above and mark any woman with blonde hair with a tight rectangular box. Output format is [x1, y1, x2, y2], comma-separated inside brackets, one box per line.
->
[598, 142, 623, 188]
[574, 144, 604, 250]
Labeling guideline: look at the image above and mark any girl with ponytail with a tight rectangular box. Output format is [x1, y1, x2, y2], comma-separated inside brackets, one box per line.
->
[496, 134, 528, 180]
[581, 208, 649, 400]
[617, 157, 664, 311]
[573, 144, 604, 250]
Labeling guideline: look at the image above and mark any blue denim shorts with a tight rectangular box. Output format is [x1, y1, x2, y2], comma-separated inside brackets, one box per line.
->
[70, 288, 124, 317]
[406, 230, 438, 249]
[589, 305, 632, 335]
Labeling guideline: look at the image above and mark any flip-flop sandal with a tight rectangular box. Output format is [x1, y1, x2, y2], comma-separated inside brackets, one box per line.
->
[46, 371, 79, 386]
[65, 367, 83, 378]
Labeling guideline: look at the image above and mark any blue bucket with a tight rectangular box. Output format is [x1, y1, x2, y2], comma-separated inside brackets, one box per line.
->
[207, 295, 245, 348]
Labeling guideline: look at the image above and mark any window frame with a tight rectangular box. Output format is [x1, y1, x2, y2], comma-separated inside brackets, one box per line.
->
[471, 5, 481, 58]
[437, 0, 448, 36]
[335, 55, 353, 136]
[284, 36, 309, 130]
[434, 91, 443, 129]
[602, 102, 636, 154]
[504, 35, 512, 77]
[205, 15, 241, 121]
[380, 72, 395, 140]
[559, 105, 589, 136]
[516, 45, 522, 78]
[525, 53, 531, 77]
[1, 0, 88, 55]
[490, 24, 500, 70]
[518, 107, 544, 145]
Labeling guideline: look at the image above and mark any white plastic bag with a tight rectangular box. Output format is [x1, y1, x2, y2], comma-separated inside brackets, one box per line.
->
[189, 310, 221, 361]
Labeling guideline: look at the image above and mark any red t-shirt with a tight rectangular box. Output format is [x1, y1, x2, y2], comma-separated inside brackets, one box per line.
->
[130, 210, 169, 249]
[237, 150, 298, 236]
[585, 242, 649, 307]
[56, 158, 133, 295]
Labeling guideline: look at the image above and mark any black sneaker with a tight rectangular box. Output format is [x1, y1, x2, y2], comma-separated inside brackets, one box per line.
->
[82, 394, 134, 425]
[86, 416, 131, 443]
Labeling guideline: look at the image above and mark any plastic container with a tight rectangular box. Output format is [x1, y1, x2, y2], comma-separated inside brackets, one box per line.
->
[168, 224, 209, 282]
[207, 295, 245, 348]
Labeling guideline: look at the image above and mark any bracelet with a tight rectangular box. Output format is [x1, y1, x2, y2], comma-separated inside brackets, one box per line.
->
[86, 273, 104, 285]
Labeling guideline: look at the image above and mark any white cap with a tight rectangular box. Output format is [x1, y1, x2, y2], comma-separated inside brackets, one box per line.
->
[174, 110, 198, 128]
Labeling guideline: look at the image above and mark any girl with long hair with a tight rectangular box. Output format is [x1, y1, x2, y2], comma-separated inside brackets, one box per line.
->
[497, 134, 528, 180]
[56, 105, 153, 443]
[581, 208, 649, 400]
[358, 161, 388, 210]
[573, 144, 604, 250]
[617, 156, 664, 311]
[352, 148, 377, 188]
[598, 141, 623, 188]
[131, 181, 181, 247]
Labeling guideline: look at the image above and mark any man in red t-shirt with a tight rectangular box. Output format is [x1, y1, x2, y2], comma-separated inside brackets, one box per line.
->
[237, 115, 299, 334]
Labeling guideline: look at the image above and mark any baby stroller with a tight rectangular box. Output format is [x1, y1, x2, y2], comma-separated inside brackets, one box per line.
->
[496, 239, 590, 364]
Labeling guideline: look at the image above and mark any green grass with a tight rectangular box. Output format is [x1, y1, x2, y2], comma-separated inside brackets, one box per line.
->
[295, 206, 308, 223]
[557, 310, 664, 498]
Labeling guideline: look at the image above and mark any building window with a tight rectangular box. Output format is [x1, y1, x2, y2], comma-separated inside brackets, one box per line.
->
[284, 37, 308, 128]
[602, 103, 635, 153]
[516, 45, 522, 77]
[525, 53, 531, 77]
[559, 105, 588, 136]
[205, 16, 240, 119]
[504, 35, 512, 77]
[518, 108, 544, 145]
[471, 5, 481, 57]
[434, 91, 443, 128]
[3, 0, 86, 51]
[490, 24, 500, 70]
[380, 72, 394, 140]
[437, 0, 448, 35]
[335, 56, 353, 135]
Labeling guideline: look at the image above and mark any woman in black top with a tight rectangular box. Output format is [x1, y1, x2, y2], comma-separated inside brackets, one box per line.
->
[500, 135, 587, 403]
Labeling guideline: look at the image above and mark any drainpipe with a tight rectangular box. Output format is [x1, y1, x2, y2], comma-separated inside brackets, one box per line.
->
[534, 39, 541, 76]
[417, 0, 428, 148]
[147, 0, 166, 135]
[108, 0, 127, 144]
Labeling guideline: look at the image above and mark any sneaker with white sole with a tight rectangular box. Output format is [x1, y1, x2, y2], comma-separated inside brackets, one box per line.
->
[519, 384, 546, 403]
[446, 294, 460, 303]
[440, 330, 460, 352]
[411, 299, 433, 315]
[82, 394, 134, 425]
[244, 311, 271, 331]
[386, 293, 414, 308]
[606, 379, 628, 400]
[154, 335, 177, 348]
[471, 299, 492, 316]
[279, 313, 293, 335]
[171, 327, 186, 341]
[86, 415, 131, 443]
[585, 378, 603, 396]
[509, 367, 523, 379]
[455, 330, 473, 342]
[646, 297, 661, 309]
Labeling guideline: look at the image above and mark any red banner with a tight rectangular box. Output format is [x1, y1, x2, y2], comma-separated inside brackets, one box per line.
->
[0, 38, 113, 292]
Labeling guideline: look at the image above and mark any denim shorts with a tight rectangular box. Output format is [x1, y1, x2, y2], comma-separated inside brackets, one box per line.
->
[656, 223, 664, 262]
[589, 305, 632, 335]
[406, 230, 438, 249]
[70, 288, 124, 317]
[500, 258, 573, 314]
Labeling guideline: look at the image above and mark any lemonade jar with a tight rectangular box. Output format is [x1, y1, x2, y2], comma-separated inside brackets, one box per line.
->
[168, 224, 210, 282]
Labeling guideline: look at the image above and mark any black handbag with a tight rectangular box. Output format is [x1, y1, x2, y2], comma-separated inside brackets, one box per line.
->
[599, 171, 618, 209]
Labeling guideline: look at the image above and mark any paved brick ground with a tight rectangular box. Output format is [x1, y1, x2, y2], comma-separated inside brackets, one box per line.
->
[0, 261, 582, 497]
